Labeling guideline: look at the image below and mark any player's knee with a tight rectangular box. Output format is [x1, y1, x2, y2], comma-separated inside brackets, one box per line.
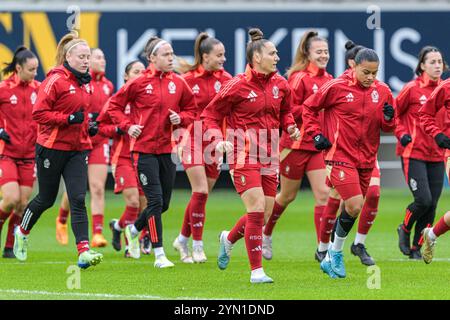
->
[415, 195, 432, 212]
[346, 201, 363, 217]
[316, 189, 329, 206]
[147, 195, 163, 212]
[90, 182, 105, 198]
[2, 193, 20, 210]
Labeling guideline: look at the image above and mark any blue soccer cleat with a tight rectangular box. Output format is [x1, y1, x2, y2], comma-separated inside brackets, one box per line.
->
[217, 231, 233, 270]
[329, 249, 346, 278]
[320, 255, 338, 279]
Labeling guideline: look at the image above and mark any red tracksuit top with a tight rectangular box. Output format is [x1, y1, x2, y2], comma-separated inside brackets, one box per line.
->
[33, 65, 93, 151]
[280, 63, 333, 151]
[419, 78, 450, 151]
[395, 73, 445, 162]
[107, 64, 197, 155]
[302, 69, 395, 169]
[201, 65, 296, 170]
[89, 71, 114, 146]
[0, 74, 40, 159]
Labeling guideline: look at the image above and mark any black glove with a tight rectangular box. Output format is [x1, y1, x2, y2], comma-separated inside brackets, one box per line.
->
[88, 112, 99, 122]
[68, 111, 84, 124]
[88, 121, 99, 137]
[400, 134, 412, 147]
[435, 133, 450, 149]
[313, 134, 332, 150]
[0, 128, 11, 144]
[383, 103, 395, 121]
[115, 127, 125, 135]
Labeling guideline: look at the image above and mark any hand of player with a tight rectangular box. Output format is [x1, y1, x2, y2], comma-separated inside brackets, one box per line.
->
[313, 134, 332, 150]
[435, 133, 450, 149]
[400, 134, 412, 147]
[383, 103, 395, 121]
[88, 121, 99, 137]
[287, 125, 300, 141]
[0, 128, 11, 144]
[215, 141, 233, 154]
[128, 124, 144, 139]
[68, 111, 84, 124]
[168, 109, 181, 125]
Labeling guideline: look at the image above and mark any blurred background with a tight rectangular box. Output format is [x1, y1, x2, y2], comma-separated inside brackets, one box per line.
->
[1, 0, 449, 188]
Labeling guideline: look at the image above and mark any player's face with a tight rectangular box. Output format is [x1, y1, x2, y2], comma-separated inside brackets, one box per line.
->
[124, 61, 145, 82]
[355, 60, 379, 88]
[16, 57, 38, 82]
[203, 43, 226, 71]
[308, 40, 329, 69]
[151, 43, 174, 73]
[421, 51, 444, 81]
[66, 44, 91, 73]
[257, 42, 280, 74]
[90, 49, 106, 73]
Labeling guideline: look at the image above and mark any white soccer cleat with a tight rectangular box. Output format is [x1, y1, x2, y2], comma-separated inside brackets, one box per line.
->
[422, 227, 436, 264]
[192, 246, 207, 263]
[262, 234, 273, 260]
[124, 225, 140, 259]
[154, 254, 175, 268]
[250, 274, 274, 284]
[13, 227, 29, 262]
[173, 237, 194, 263]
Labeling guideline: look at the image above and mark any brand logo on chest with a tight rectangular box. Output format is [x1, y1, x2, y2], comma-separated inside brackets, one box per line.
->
[69, 85, 76, 94]
[419, 95, 427, 105]
[247, 90, 258, 102]
[103, 84, 111, 96]
[192, 84, 200, 94]
[146, 84, 153, 94]
[9, 94, 17, 105]
[346, 92, 354, 102]
[312, 83, 319, 94]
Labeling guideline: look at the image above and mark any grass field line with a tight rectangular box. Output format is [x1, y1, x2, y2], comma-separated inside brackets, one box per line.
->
[0, 289, 236, 300]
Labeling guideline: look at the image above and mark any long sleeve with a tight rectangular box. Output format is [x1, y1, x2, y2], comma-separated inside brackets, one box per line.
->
[302, 85, 334, 139]
[32, 77, 68, 126]
[394, 84, 412, 139]
[419, 85, 447, 139]
[107, 81, 135, 132]
[178, 79, 198, 127]
[279, 84, 296, 132]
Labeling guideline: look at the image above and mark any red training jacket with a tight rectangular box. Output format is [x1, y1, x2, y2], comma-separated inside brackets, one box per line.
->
[32, 65, 93, 151]
[395, 73, 445, 162]
[302, 69, 395, 169]
[280, 63, 333, 151]
[107, 64, 197, 154]
[201, 65, 296, 170]
[0, 74, 40, 158]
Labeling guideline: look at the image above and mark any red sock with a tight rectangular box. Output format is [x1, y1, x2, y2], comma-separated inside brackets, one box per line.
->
[189, 192, 208, 241]
[92, 214, 104, 235]
[19, 226, 30, 235]
[263, 201, 286, 236]
[358, 185, 380, 235]
[180, 201, 191, 238]
[245, 212, 264, 270]
[118, 206, 139, 229]
[227, 214, 247, 244]
[319, 197, 340, 243]
[5, 213, 21, 249]
[0, 208, 11, 232]
[58, 208, 70, 224]
[314, 205, 325, 243]
[77, 240, 90, 255]
[433, 216, 450, 237]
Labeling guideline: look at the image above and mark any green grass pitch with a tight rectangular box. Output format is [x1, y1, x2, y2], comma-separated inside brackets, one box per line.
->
[1, 188, 450, 300]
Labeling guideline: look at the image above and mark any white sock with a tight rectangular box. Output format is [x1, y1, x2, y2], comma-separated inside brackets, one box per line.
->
[251, 267, 265, 279]
[429, 228, 437, 241]
[130, 225, 139, 238]
[332, 235, 346, 252]
[154, 247, 165, 257]
[178, 234, 189, 244]
[193, 240, 203, 248]
[114, 221, 122, 232]
[318, 242, 330, 252]
[354, 233, 367, 245]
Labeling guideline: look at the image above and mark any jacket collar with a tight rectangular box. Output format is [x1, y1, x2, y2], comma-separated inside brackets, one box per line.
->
[347, 68, 377, 89]
[306, 62, 325, 77]
[145, 63, 173, 79]
[90, 70, 105, 82]
[244, 64, 277, 82]
[418, 72, 441, 88]
[193, 64, 223, 79]
[6, 73, 38, 89]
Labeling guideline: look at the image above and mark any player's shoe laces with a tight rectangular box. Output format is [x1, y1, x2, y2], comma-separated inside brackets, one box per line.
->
[320, 254, 338, 279]
[2, 247, 15, 259]
[172, 237, 193, 263]
[109, 219, 122, 251]
[124, 225, 140, 259]
[56, 217, 68, 245]
[13, 227, 28, 262]
[192, 246, 207, 263]
[250, 274, 274, 284]
[315, 249, 327, 263]
[397, 224, 411, 256]
[140, 235, 152, 255]
[91, 233, 108, 248]
[154, 254, 174, 268]
[78, 250, 103, 269]
[421, 227, 436, 264]
[262, 234, 272, 260]
[329, 249, 346, 278]
[409, 246, 422, 260]
[350, 243, 375, 266]
[217, 231, 233, 270]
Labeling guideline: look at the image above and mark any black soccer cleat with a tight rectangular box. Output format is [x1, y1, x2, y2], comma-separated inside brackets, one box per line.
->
[397, 224, 411, 256]
[409, 247, 422, 260]
[2, 247, 15, 259]
[350, 243, 375, 266]
[109, 219, 122, 251]
[315, 249, 327, 263]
